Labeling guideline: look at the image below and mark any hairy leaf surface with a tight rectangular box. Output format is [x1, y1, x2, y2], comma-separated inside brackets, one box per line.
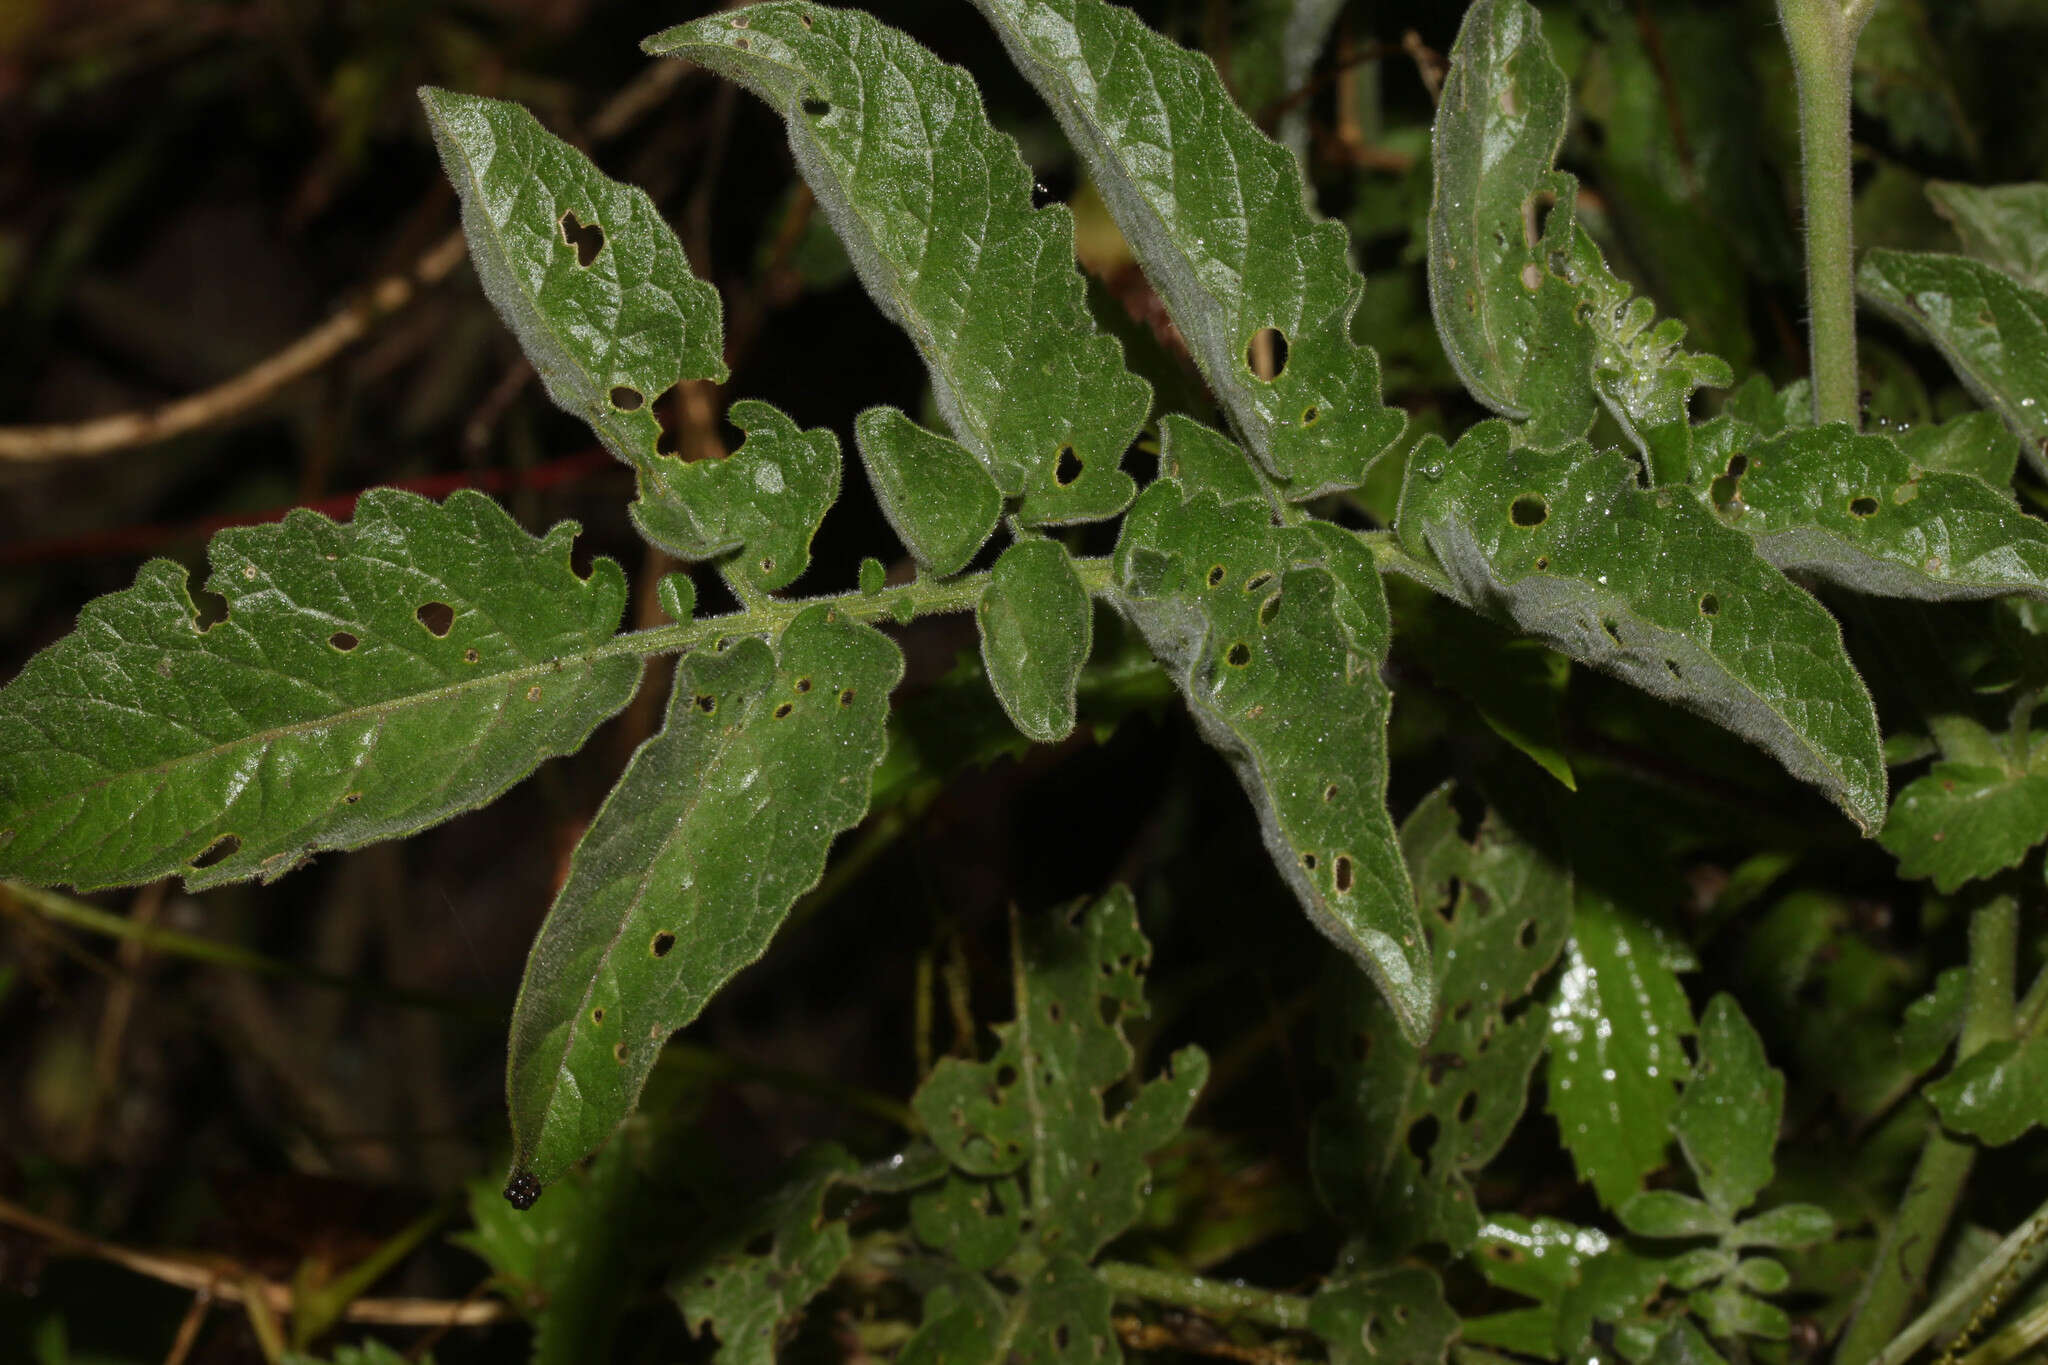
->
[1397, 421, 1887, 830]
[1859, 249, 2048, 476]
[1156, 412, 1269, 506]
[631, 400, 840, 593]
[1547, 886, 1697, 1210]
[978, 540, 1092, 744]
[1463, 1217, 1668, 1359]
[1114, 479, 1433, 1038]
[911, 891, 1206, 1260]
[898, 1260, 1117, 1365]
[0, 490, 635, 891]
[1687, 420, 2048, 601]
[853, 407, 1002, 577]
[973, 0, 1406, 496]
[910, 1174, 1023, 1272]
[507, 607, 902, 1186]
[457, 1067, 713, 1365]
[1925, 1037, 2048, 1145]
[670, 1147, 857, 1365]
[1881, 715, 2048, 892]
[1310, 1268, 1459, 1365]
[420, 90, 730, 500]
[1313, 787, 1570, 1252]
[1927, 180, 2048, 292]
[1897, 409, 2022, 488]
[650, 3, 1146, 525]
[1673, 995, 1782, 1219]
[1431, 0, 1727, 466]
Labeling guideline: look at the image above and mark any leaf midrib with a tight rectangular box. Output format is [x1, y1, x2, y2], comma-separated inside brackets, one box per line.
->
[8, 646, 625, 833]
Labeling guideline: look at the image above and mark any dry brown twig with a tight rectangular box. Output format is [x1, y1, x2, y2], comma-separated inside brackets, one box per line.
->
[0, 58, 690, 465]
[0, 233, 469, 464]
[0, 1194, 509, 1329]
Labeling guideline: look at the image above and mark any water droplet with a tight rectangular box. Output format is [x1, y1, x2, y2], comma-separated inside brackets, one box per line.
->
[1422, 460, 1445, 481]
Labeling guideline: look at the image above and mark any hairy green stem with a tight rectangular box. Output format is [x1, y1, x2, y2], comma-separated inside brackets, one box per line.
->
[1361, 530, 1457, 598]
[1094, 1260, 1313, 1331]
[1776, 0, 1875, 429]
[600, 556, 1115, 662]
[1871, 1190, 2048, 1365]
[1839, 896, 2018, 1365]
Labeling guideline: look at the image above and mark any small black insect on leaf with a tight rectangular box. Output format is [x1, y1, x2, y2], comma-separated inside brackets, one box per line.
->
[504, 1170, 542, 1210]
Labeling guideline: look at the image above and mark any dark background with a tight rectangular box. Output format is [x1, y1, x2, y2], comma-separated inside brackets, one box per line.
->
[3, 0, 2045, 1359]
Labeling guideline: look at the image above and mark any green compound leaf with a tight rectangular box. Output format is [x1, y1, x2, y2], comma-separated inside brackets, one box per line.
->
[507, 607, 902, 1186]
[1431, 0, 1727, 466]
[1003, 1258, 1118, 1365]
[1462, 1217, 1668, 1360]
[973, 0, 1406, 497]
[1397, 421, 1888, 832]
[1157, 413, 1269, 507]
[649, 4, 1145, 526]
[1880, 714, 2048, 893]
[1562, 224, 1735, 478]
[853, 407, 1002, 578]
[1686, 419, 2048, 601]
[456, 1069, 713, 1365]
[897, 1259, 1118, 1365]
[1673, 995, 1782, 1220]
[978, 540, 1093, 745]
[1113, 478, 1433, 1040]
[1925, 1037, 2048, 1146]
[1310, 1267, 1459, 1365]
[1859, 250, 2048, 477]
[0, 490, 636, 892]
[670, 1146, 857, 1365]
[1897, 409, 2022, 488]
[1722, 374, 1813, 440]
[1619, 1190, 1726, 1239]
[910, 889, 1208, 1261]
[419, 89, 727, 468]
[1429, 0, 1588, 448]
[1312, 787, 1571, 1254]
[895, 1271, 1011, 1365]
[1732, 1202, 1836, 1251]
[1899, 966, 1969, 1074]
[909, 1173, 1024, 1273]
[631, 400, 840, 593]
[1547, 884, 1698, 1211]
[1927, 180, 2048, 293]
[1650, 1318, 1732, 1365]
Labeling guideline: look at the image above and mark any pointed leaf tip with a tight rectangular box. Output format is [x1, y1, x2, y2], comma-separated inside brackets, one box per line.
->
[507, 607, 902, 1183]
[422, 87, 727, 483]
[650, 1, 1147, 526]
[1113, 475, 1434, 1039]
[0, 490, 637, 892]
[1398, 421, 1886, 833]
[973, 0, 1405, 498]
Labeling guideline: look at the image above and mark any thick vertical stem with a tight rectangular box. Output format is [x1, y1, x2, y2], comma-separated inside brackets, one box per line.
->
[1776, 0, 1867, 429]
[1838, 897, 2018, 1365]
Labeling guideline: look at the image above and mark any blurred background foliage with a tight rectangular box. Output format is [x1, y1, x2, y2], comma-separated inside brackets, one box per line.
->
[3, 0, 2048, 1360]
